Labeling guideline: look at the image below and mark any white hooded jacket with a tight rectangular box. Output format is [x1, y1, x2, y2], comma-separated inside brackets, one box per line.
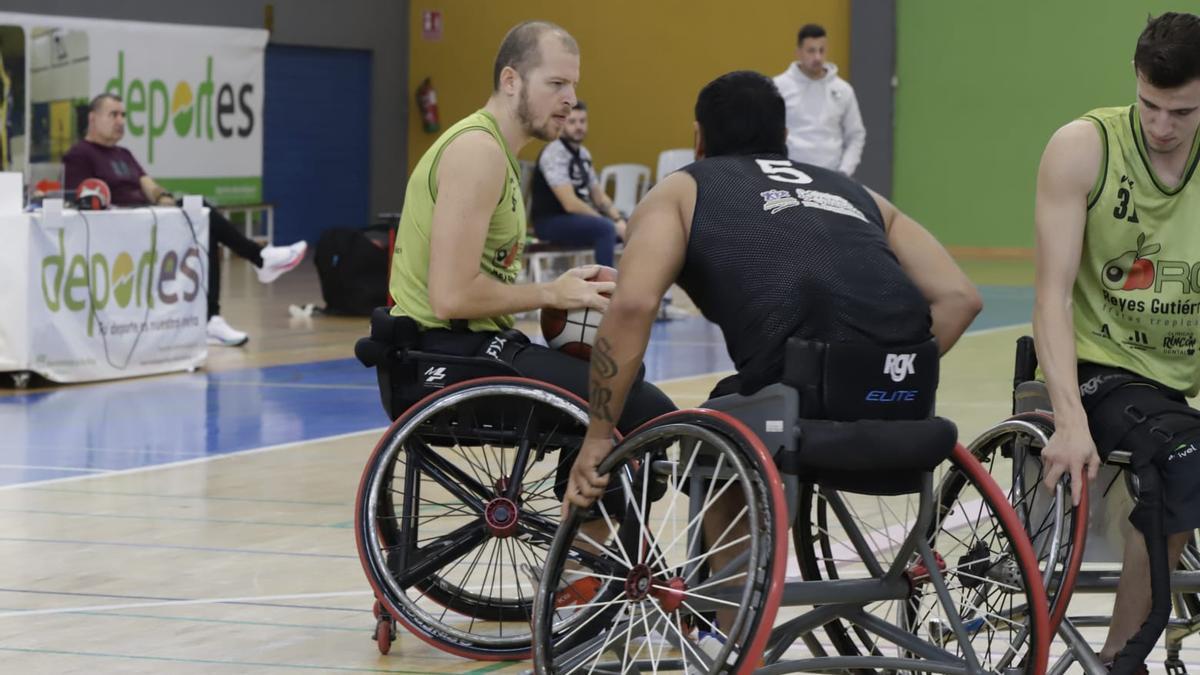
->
[773, 61, 865, 176]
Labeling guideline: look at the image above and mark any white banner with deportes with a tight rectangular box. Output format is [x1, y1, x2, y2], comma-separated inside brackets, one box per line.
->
[0, 204, 209, 383]
[1, 11, 267, 204]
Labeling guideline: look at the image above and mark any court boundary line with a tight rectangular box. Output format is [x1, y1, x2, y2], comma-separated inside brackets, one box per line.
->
[0, 427, 387, 493]
[0, 590, 373, 620]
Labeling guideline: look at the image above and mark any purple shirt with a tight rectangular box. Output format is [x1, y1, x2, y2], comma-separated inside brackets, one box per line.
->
[62, 140, 149, 206]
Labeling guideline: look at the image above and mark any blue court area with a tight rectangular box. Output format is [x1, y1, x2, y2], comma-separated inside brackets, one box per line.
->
[0, 285, 1031, 488]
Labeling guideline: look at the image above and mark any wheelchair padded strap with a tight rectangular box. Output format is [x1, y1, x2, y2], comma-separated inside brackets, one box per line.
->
[786, 416, 958, 475]
[778, 417, 957, 496]
[782, 337, 939, 421]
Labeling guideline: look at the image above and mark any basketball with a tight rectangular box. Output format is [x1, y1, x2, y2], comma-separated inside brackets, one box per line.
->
[540, 266, 617, 360]
[76, 178, 112, 211]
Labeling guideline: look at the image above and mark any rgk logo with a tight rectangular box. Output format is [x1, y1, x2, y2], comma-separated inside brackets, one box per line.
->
[883, 353, 916, 383]
[424, 367, 447, 383]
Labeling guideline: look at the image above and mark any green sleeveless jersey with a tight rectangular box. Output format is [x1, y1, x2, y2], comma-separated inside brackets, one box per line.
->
[389, 109, 527, 331]
[1073, 105, 1200, 395]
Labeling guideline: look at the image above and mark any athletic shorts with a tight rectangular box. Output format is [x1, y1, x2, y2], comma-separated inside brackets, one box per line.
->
[1079, 363, 1200, 534]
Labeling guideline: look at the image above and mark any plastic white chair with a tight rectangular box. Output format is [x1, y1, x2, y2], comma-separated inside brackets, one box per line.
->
[655, 148, 695, 184]
[598, 163, 650, 218]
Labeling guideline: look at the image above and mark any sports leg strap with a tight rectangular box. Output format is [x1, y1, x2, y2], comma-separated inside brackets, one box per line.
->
[1108, 396, 1200, 674]
[474, 329, 531, 367]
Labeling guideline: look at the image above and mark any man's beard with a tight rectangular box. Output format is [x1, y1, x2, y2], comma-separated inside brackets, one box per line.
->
[517, 87, 556, 142]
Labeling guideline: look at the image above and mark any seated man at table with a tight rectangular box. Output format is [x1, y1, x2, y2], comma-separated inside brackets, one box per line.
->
[63, 93, 306, 347]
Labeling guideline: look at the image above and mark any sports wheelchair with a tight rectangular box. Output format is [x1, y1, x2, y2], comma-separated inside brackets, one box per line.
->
[530, 337, 1052, 674]
[354, 309, 617, 659]
[962, 337, 1200, 674]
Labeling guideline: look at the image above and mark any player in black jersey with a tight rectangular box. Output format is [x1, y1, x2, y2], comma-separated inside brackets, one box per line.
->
[564, 69, 980, 510]
[562, 69, 980, 636]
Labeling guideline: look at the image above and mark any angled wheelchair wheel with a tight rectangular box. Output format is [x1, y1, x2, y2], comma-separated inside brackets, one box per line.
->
[795, 444, 1052, 674]
[966, 412, 1087, 632]
[531, 409, 788, 675]
[355, 377, 595, 660]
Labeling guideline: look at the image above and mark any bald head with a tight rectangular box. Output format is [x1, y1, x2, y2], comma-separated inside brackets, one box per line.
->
[493, 21, 579, 91]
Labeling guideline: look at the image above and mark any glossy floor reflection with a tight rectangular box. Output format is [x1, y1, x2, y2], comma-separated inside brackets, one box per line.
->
[0, 260, 1065, 673]
[0, 285, 1030, 489]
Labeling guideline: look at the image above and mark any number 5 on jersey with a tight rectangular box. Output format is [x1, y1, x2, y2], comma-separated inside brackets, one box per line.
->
[756, 159, 813, 185]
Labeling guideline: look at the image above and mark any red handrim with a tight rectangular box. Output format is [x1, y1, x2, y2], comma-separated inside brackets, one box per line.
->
[951, 442, 1052, 675]
[352, 375, 606, 661]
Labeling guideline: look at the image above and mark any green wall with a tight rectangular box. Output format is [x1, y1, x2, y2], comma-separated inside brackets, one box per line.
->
[894, 1, 1195, 250]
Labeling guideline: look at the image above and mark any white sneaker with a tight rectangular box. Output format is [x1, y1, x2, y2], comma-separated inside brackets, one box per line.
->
[698, 630, 747, 667]
[256, 241, 307, 283]
[695, 630, 762, 667]
[519, 563, 600, 610]
[657, 302, 692, 321]
[697, 631, 729, 663]
[207, 315, 249, 346]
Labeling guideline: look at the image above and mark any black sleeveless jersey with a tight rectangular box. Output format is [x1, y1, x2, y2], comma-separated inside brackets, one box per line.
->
[679, 154, 932, 395]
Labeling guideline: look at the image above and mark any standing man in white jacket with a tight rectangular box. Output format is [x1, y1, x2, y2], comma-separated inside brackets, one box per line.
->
[774, 23, 866, 176]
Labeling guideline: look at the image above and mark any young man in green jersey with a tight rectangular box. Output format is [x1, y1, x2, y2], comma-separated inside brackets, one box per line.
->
[1035, 12, 1200, 671]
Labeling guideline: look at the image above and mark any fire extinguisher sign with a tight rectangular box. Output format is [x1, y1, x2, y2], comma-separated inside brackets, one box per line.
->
[422, 10, 443, 41]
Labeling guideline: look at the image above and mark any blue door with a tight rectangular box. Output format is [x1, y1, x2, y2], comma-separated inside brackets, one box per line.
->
[264, 45, 371, 246]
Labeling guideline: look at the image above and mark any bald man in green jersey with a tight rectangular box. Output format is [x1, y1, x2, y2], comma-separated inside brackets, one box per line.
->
[383, 21, 675, 606]
[389, 19, 671, 422]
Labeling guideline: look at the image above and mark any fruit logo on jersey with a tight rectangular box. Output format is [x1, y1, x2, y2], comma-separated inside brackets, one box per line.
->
[1102, 232, 1160, 291]
[760, 189, 799, 214]
[494, 236, 521, 269]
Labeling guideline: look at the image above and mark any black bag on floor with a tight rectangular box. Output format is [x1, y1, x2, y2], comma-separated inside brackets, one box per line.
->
[314, 225, 392, 316]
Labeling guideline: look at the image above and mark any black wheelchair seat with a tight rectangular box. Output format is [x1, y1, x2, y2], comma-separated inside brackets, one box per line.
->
[704, 382, 957, 496]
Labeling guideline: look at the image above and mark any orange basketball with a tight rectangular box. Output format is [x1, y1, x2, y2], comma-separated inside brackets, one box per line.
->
[540, 266, 617, 360]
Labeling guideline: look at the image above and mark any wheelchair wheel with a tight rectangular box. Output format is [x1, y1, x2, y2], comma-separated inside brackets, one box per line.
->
[355, 377, 596, 660]
[531, 409, 788, 675]
[795, 443, 1052, 673]
[965, 412, 1087, 632]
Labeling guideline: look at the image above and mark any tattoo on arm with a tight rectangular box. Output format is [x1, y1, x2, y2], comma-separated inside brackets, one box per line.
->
[590, 382, 614, 423]
[589, 337, 618, 423]
[592, 338, 618, 378]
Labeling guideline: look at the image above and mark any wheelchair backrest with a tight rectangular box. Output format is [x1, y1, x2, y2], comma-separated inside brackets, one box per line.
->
[1014, 381, 1053, 415]
[781, 337, 939, 421]
[357, 308, 519, 420]
[704, 339, 953, 494]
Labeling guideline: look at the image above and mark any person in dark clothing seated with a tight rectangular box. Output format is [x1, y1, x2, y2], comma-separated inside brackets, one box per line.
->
[63, 93, 306, 347]
[529, 101, 626, 267]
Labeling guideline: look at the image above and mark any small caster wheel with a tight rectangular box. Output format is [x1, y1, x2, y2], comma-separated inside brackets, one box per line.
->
[374, 616, 396, 655]
[371, 600, 396, 655]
